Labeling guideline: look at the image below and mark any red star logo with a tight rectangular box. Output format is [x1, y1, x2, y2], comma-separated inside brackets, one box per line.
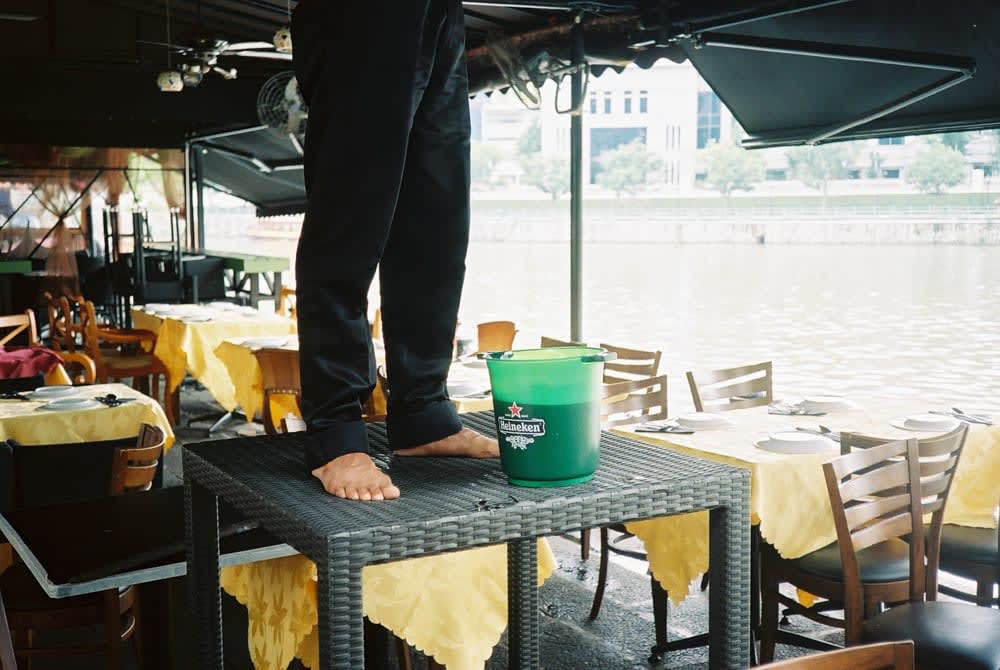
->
[508, 402, 523, 418]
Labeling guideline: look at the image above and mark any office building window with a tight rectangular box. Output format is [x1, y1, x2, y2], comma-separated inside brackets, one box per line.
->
[589, 92, 597, 115]
[603, 92, 612, 114]
[624, 90, 632, 114]
[696, 91, 721, 148]
[639, 90, 648, 113]
[882, 168, 901, 178]
[879, 137, 905, 145]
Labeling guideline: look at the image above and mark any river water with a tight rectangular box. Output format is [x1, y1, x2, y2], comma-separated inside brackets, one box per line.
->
[463, 241, 1000, 412]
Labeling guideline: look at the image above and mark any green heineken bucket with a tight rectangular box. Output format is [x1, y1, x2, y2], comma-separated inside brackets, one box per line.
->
[482, 347, 616, 487]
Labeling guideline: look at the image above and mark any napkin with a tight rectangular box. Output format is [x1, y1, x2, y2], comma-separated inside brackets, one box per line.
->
[768, 402, 826, 416]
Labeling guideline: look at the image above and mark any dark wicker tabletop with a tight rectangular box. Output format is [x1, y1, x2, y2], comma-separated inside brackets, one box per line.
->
[184, 411, 750, 670]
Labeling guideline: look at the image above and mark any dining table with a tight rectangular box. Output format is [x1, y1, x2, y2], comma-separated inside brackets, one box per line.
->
[214, 338, 494, 424]
[131, 303, 297, 412]
[611, 396, 1000, 606]
[0, 381, 176, 573]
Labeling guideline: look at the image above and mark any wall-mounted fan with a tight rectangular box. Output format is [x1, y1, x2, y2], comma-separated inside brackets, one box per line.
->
[257, 71, 308, 142]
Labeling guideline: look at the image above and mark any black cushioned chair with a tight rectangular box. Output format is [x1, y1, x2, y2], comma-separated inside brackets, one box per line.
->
[936, 522, 999, 607]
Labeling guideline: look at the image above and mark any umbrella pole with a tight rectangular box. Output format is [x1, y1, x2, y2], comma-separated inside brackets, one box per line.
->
[569, 15, 584, 343]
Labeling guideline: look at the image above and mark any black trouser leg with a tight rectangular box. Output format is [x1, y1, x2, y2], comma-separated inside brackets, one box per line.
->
[382, 0, 469, 449]
[292, 0, 469, 467]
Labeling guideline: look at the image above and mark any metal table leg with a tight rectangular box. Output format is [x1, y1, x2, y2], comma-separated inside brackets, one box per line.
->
[508, 539, 540, 670]
[708, 479, 751, 670]
[185, 479, 223, 670]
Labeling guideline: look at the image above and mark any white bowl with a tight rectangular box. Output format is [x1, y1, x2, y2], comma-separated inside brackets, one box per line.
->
[801, 395, 851, 413]
[676, 412, 730, 430]
[890, 414, 960, 432]
[755, 431, 837, 454]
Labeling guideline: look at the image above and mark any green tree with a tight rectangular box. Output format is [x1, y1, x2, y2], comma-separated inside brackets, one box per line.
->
[700, 141, 764, 198]
[471, 142, 506, 189]
[595, 140, 662, 197]
[906, 141, 967, 194]
[786, 143, 856, 209]
[521, 154, 569, 200]
[517, 119, 542, 156]
[941, 131, 971, 154]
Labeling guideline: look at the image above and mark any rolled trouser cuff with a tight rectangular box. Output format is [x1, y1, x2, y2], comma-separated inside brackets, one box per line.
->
[387, 400, 463, 450]
[303, 420, 370, 471]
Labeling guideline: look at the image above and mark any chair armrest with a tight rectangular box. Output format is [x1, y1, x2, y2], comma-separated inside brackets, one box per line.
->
[97, 328, 157, 352]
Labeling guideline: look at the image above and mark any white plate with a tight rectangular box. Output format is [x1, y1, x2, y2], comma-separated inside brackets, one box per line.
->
[207, 301, 239, 310]
[181, 315, 213, 322]
[30, 385, 78, 399]
[676, 412, 731, 430]
[755, 432, 838, 454]
[143, 303, 169, 311]
[243, 337, 289, 349]
[38, 398, 103, 411]
[801, 395, 852, 413]
[890, 414, 961, 432]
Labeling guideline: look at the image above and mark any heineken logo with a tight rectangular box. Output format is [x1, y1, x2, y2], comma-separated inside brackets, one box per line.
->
[499, 402, 546, 450]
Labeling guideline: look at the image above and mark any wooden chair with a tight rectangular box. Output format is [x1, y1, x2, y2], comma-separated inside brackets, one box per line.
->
[78, 298, 177, 424]
[370, 307, 382, 341]
[61, 351, 97, 385]
[539, 336, 583, 348]
[686, 360, 772, 412]
[586, 375, 670, 620]
[1, 424, 166, 670]
[598, 342, 661, 383]
[760, 426, 969, 660]
[0, 311, 38, 347]
[276, 286, 297, 319]
[252, 347, 302, 435]
[476, 320, 516, 353]
[935, 510, 999, 607]
[759, 641, 915, 669]
[43, 291, 75, 353]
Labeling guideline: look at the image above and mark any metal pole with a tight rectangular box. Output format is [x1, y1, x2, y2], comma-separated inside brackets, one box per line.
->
[569, 15, 584, 342]
[194, 144, 206, 250]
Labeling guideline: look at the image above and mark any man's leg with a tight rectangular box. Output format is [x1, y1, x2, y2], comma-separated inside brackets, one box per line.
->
[379, 0, 498, 458]
[292, 0, 450, 498]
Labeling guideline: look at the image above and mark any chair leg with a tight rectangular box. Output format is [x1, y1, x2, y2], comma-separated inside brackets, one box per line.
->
[976, 576, 993, 607]
[759, 554, 779, 663]
[589, 527, 611, 620]
[131, 592, 145, 670]
[394, 636, 413, 670]
[103, 589, 123, 670]
[648, 576, 669, 664]
[428, 660, 445, 670]
[580, 529, 591, 561]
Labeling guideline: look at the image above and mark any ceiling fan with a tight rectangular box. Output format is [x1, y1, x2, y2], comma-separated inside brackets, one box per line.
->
[143, 37, 292, 89]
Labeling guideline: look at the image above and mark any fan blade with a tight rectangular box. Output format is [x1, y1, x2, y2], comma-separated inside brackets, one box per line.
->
[137, 39, 195, 53]
[225, 41, 273, 51]
[227, 50, 292, 61]
[0, 13, 39, 21]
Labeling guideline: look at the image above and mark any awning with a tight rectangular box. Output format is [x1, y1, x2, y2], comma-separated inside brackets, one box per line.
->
[677, 0, 1000, 148]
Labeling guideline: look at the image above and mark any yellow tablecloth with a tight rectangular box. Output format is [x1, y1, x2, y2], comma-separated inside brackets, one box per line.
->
[132, 306, 297, 411]
[0, 382, 176, 574]
[221, 541, 556, 670]
[215, 340, 494, 422]
[614, 398, 1000, 605]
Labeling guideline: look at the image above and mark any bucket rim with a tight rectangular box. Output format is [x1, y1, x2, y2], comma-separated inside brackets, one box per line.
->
[479, 347, 616, 363]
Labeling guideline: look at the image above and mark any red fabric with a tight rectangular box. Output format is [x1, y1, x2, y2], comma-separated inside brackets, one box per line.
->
[0, 346, 64, 380]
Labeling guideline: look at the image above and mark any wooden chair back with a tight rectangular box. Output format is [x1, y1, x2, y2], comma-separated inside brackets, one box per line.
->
[839, 424, 969, 597]
[686, 360, 772, 412]
[61, 352, 97, 385]
[253, 347, 302, 435]
[602, 375, 668, 428]
[109, 424, 165, 495]
[477, 320, 517, 353]
[43, 291, 74, 353]
[598, 343, 662, 383]
[370, 307, 382, 340]
[540, 336, 584, 348]
[363, 372, 388, 422]
[276, 286, 297, 319]
[0, 310, 38, 347]
[759, 641, 915, 669]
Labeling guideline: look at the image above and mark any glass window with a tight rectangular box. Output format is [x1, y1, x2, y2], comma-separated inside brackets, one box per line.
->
[696, 91, 721, 149]
[624, 90, 632, 114]
[603, 92, 612, 114]
[879, 137, 905, 145]
[639, 90, 648, 114]
[589, 92, 597, 115]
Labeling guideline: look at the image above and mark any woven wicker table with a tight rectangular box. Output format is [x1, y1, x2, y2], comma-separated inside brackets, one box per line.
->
[183, 412, 751, 669]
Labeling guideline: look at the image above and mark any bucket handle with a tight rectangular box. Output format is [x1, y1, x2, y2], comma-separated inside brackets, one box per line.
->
[478, 350, 617, 363]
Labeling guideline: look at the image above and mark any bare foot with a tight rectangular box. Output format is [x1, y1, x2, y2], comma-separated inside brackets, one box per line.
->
[311, 452, 401, 501]
[395, 427, 500, 458]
